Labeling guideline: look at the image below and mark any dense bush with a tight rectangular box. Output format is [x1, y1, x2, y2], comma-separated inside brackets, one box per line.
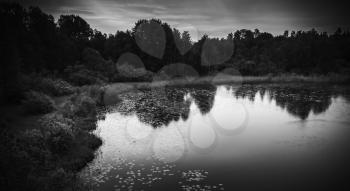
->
[82, 47, 115, 79]
[78, 85, 105, 105]
[74, 95, 97, 118]
[60, 86, 104, 120]
[19, 74, 75, 97]
[64, 65, 107, 86]
[22, 91, 55, 114]
[60, 94, 97, 119]
[37, 78, 75, 96]
[60, 100, 76, 118]
[47, 127, 74, 155]
[115, 63, 154, 82]
[74, 117, 97, 131]
[19, 129, 51, 165]
[39, 114, 75, 154]
[1, 81, 103, 191]
[1, 128, 79, 190]
[84, 133, 102, 150]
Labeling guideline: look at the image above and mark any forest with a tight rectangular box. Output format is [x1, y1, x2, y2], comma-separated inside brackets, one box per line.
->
[1, 2, 350, 105]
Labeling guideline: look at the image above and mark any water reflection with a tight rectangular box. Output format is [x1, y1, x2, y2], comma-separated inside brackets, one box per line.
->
[81, 84, 350, 190]
[112, 84, 343, 128]
[234, 84, 334, 120]
[114, 84, 217, 128]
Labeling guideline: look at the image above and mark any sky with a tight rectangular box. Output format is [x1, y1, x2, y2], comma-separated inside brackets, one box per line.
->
[4, 0, 350, 38]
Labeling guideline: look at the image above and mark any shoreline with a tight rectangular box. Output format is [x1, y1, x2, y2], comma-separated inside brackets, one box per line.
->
[104, 74, 350, 94]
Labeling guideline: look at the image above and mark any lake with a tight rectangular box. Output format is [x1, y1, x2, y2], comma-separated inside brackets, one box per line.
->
[80, 83, 350, 190]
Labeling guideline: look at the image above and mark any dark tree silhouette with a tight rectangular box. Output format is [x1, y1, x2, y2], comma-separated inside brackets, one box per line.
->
[1, 2, 350, 104]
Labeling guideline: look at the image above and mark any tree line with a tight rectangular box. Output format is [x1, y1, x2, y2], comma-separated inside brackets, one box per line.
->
[1, 2, 350, 103]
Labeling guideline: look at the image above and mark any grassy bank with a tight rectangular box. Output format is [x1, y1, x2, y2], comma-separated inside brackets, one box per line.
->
[0, 80, 104, 191]
[238, 74, 350, 84]
[173, 74, 350, 85]
[104, 74, 350, 94]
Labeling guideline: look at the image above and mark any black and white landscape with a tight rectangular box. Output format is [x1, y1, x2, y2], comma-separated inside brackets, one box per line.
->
[1, 0, 350, 190]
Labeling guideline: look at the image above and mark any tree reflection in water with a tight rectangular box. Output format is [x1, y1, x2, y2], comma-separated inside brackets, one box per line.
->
[112, 84, 216, 128]
[110, 83, 347, 128]
[234, 84, 335, 120]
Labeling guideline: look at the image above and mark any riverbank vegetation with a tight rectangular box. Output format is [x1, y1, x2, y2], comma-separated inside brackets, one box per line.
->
[1, 77, 103, 190]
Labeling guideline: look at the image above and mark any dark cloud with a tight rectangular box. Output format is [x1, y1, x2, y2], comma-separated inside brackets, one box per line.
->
[2, 0, 350, 36]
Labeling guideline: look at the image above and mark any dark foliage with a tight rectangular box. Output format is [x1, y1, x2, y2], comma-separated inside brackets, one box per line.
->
[22, 91, 55, 114]
[1, 3, 350, 105]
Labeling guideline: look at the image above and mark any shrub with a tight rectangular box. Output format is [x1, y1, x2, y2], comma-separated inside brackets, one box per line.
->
[39, 113, 75, 132]
[82, 48, 116, 79]
[75, 117, 97, 131]
[60, 100, 76, 118]
[78, 85, 105, 105]
[74, 95, 97, 117]
[84, 133, 102, 150]
[47, 127, 74, 155]
[22, 91, 55, 114]
[39, 114, 75, 154]
[38, 78, 75, 96]
[116, 63, 153, 82]
[60, 89, 101, 118]
[64, 65, 106, 86]
[19, 74, 74, 96]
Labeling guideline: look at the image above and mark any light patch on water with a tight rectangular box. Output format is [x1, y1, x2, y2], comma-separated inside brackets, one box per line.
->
[189, 113, 216, 149]
[126, 116, 153, 140]
[211, 96, 247, 132]
[153, 124, 186, 163]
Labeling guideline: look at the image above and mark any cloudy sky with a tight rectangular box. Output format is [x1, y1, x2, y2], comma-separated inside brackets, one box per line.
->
[5, 0, 350, 37]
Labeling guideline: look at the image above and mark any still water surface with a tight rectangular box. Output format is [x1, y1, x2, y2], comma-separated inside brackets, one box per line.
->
[81, 84, 350, 190]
